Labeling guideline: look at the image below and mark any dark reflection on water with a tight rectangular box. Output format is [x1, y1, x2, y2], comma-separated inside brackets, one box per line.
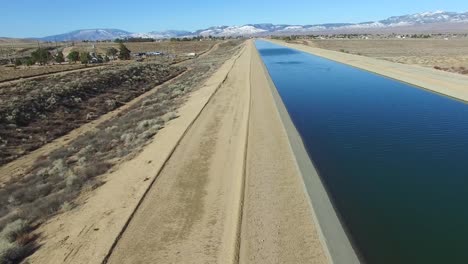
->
[275, 61, 303, 65]
[255, 40, 468, 264]
[258, 47, 299, 56]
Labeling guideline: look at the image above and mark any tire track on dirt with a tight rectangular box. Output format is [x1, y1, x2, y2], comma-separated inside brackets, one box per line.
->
[101, 44, 247, 264]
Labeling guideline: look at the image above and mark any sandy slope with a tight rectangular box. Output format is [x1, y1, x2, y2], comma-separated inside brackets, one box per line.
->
[25, 43, 243, 264]
[270, 40, 468, 102]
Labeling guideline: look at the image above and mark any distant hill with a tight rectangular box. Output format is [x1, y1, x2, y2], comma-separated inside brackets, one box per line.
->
[9, 11, 468, 41]
[40, 29, 132, 41]
[0, 37, 36, 44]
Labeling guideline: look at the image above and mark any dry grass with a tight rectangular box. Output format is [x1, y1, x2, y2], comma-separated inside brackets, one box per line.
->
[0, 39, 244, 263]
[90, 40, 217, 55]
[0, 62, 184, 165]
[0, 64, 93, 83]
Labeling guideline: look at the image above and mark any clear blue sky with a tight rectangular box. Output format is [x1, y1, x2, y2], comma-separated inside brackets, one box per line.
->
[2, 0, 467, 38]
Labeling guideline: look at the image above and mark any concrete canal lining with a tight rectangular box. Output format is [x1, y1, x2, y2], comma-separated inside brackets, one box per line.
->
[252, 42, 361, 264]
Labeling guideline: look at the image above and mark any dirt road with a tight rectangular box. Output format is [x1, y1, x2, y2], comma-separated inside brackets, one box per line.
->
[106, 41, 251, 264]
[237, 42, 329, 264]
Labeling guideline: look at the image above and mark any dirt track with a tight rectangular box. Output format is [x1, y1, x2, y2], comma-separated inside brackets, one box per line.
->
[104, 40, 329, 264]
[106, 42, 251, 264]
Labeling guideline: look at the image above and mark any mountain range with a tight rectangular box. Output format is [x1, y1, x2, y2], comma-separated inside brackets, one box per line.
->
[31, 11, 468, 41]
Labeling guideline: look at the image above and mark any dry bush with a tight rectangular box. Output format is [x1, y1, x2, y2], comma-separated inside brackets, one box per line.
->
[0, 219, 36, 264]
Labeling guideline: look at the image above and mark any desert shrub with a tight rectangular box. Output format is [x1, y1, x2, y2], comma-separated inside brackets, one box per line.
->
[161, 112, 177, 123]
[30, 48, 51, 65]
[55, 51, 65, 63]
[0, 220, 28, 242]
[0, 219, 35, 264]
[118, 43, 131, 60]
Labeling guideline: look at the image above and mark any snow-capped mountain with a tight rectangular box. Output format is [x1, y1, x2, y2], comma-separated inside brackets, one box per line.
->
[40, 29, 132, 41]
[381, 11, 468, 25]
[131, 30, 192, 39]
[195, 25, 268, 37]
[37, 11, 468, 41]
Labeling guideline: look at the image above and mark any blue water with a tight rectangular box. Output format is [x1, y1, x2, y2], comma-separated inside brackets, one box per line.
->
[255, 40, 468, 264]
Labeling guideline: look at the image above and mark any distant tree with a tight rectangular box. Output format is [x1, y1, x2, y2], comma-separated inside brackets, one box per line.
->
[118, 43, 131, 60]
[80, 52, 91, 64]
[55, 51, 65, 63]
[14, 58, 22, 66]
[67, 51, 80, 63]
[106, 47, 118, 58]
[31, 48, 51, 65]
[25, 57, 34, 66]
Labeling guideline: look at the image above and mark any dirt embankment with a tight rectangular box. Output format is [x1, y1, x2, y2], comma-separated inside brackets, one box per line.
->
[238, 41, 330, 264]
[106, 41, 251, 264]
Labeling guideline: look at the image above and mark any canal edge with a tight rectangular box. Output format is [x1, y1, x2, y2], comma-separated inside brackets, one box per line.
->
[252, 41, 361, 264]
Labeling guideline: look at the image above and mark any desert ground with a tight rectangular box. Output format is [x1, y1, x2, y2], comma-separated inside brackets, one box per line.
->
[1, 36, 468, 264]
[297, 38, 468, 75]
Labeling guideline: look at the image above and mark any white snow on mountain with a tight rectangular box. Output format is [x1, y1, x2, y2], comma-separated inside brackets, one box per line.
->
[37, 11, 468, 41]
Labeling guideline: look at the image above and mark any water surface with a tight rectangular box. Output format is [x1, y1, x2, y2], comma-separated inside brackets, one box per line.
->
[255, 40, 468, 264]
